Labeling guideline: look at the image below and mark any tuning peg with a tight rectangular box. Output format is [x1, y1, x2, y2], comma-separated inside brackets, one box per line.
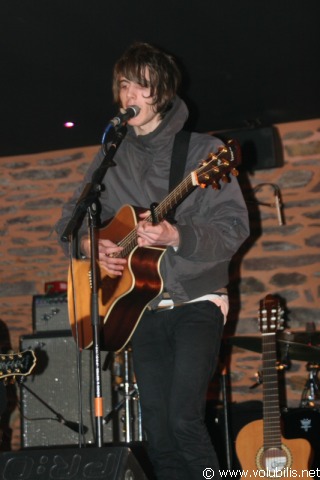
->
[221, 174, 230, 184]
[211, 181, 221, 190]
[208, 153, 217, 161]
[218, 146, 228, 154]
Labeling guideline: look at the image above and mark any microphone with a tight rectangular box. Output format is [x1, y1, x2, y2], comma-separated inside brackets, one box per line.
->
[101, 105, 141, 145]
[274, 190, 283, 226]
[109, 106, 140, 127]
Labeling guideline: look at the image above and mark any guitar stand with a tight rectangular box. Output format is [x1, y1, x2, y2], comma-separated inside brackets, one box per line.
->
[104, 347, 143, 442]
[300, 362, 320, 408]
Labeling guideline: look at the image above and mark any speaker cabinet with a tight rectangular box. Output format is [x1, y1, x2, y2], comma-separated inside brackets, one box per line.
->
[20, 332, 116, 448]
[0, 445, 152, 480]
[32, 294, 70, 333]
[216, 126, 283, 171]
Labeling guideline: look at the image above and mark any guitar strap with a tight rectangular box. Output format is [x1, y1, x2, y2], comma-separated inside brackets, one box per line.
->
[166, 130, 191, 223]
[169, 130, 191, 192]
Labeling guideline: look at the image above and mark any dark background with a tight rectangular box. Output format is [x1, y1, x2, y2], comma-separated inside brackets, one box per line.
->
[1, 0, 319, 156]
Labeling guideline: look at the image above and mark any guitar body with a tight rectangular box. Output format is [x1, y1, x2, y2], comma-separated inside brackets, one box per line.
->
[236, 419, 312, 478]
[68, 204, 166, 352]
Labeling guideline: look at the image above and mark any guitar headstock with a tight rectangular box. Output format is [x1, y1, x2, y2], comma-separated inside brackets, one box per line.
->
[0, 350, 37, 381]
[196, 139, 241, 189]
[259, 294, 284, 334]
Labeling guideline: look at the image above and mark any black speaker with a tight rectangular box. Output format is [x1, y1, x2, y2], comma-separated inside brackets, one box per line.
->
[217, 126, 283, 171]
[206, 400, 263, 470]
[282, 408, 320, 469]
[20, 332, 115, 447]
[0, 445, 152, 479]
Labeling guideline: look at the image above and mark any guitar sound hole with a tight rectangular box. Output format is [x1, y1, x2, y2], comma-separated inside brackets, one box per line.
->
[257, 445, 292, 473]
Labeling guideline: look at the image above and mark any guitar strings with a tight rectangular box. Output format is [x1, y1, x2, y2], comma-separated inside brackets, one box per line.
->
[114, 146, 232, 259]
[115, 174, 193, 259]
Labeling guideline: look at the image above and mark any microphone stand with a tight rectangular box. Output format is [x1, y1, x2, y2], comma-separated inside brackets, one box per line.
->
[60, 125, 128, 448]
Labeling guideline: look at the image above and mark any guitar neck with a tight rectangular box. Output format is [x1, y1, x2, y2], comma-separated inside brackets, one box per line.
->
[118, 172, 196, 256]
[262, 331, 282, 449]
[153, 173, 196, 222]
[117, 141, 240, 257]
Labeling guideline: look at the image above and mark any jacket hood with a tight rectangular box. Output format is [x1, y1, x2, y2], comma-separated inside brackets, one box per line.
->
[127, 96, 189, 149]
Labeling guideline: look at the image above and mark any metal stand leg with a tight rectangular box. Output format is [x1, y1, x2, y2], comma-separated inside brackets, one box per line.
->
[123, 349, 132, 442]
[134, 383, 143, 442]
[220, 366, 233, 470]
[104, 346, 143, 443]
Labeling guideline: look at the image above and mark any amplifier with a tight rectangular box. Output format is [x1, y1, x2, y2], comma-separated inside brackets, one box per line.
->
[20, 332, 142, 448]
[32, 293, 70, 333]
[20, 332, 115, 447]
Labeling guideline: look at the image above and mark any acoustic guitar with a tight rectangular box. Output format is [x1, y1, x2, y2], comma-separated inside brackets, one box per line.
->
[68, 140, 240, 352]
[235, 294, 313, 478]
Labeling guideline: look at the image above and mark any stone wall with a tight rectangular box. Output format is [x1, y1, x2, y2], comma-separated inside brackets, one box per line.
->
[1, 118, 320, 450]
[224, 119, 320, 413]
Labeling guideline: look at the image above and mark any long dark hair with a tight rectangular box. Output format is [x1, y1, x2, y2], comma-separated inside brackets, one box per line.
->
[112, 42, 181, 117]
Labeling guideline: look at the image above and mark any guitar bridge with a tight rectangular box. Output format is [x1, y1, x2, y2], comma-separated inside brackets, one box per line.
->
[88, 270, 93, 289]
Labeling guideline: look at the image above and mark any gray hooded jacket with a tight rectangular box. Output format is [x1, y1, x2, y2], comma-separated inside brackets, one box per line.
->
[55, 96, 249, 306]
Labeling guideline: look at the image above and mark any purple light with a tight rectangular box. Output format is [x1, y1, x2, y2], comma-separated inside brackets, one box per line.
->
[64, 121, 75, 128]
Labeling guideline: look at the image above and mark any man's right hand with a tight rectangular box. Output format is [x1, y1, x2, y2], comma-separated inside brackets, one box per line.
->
[80, 237, 126, 276]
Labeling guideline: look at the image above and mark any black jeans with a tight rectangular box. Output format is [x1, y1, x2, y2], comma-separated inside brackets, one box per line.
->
[132, 301, 224, 480]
